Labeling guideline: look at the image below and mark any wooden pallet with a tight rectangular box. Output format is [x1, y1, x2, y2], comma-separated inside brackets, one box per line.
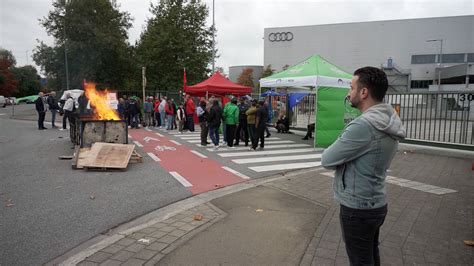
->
[130, 150, 143, 163]
[73, 142, 135, 171]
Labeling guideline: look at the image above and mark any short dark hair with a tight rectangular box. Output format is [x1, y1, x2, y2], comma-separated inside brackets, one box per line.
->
[353, 67, 388, 102]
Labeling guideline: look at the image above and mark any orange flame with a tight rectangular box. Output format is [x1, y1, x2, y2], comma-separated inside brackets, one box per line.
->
[84, 82, 121, 120]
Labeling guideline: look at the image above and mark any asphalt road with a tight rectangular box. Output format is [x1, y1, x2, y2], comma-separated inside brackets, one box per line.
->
[0, 104, 320, 265]
[0, 107, 191, 265]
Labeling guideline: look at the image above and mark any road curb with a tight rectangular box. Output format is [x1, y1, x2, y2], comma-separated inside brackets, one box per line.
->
[50, 168, 323, 265]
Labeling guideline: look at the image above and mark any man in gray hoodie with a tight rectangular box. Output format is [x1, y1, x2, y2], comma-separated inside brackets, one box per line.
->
[321, 67, 406, 266]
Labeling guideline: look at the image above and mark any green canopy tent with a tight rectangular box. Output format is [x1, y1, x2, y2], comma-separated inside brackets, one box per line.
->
[260, 54, 359, 147]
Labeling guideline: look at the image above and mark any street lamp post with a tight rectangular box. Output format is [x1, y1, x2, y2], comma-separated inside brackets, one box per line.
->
[426, 39, 443, 90]
[63, 1, 70, 90]
[212, 0, 215, 73]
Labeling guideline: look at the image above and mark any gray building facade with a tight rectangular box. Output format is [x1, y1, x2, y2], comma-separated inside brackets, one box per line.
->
[264, 15, 474, 91]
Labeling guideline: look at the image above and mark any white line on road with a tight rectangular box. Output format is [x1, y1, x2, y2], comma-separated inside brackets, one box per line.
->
[260, 140, 294, 144]
[145, 128, 152, 132]
[169, 171, 193, 187]
[147, 153, 161, 162]
[222, 166, 250, 179]
[218, 148, 316, 157]
[169, 140, 182, 146]
[210, 143, 308, 152]
[155, 132, 163, 137]
[319, 172, 457, 195]
[190, 150, 207, 158]
[232, 153, 322, 164]
[133, 141, 143, 147]
[169, 132, 200, 135]
[249, 162, 322, 172]
[179, 136, 204, 140]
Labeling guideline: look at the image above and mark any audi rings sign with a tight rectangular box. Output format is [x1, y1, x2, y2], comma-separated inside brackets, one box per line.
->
[268, 32, 293, 42]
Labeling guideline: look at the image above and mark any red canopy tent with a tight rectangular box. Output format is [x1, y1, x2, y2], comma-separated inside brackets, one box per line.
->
[184, 71, 252, 97]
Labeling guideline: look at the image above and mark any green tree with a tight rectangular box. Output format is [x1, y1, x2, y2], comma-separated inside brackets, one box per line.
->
[0, 48, 18, 96]
[33, 0, 134, 91]
[11, 66, 42, 97]
[237, 68, 254, 88]
[135, 0, 214, 92]
[261, 64, 274, 78]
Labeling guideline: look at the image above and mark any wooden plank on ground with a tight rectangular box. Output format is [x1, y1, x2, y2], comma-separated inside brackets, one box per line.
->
[82, 142, 135, 170]
[74, 147, 93, 169]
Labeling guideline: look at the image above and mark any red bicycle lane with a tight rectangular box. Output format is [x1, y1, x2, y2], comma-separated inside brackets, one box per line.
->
[129, 129, 247, 195]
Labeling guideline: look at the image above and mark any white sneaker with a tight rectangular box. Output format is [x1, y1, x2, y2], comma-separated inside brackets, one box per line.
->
[59, 128, 65, 131]
[214, 145, 219, 150]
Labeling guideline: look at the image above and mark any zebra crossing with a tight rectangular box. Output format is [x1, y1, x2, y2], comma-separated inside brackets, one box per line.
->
[159, 128, 324, 174]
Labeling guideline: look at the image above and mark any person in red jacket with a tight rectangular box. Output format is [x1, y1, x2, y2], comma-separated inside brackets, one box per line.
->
[165, 98, 175, 130]
[184, 94, 196, 132]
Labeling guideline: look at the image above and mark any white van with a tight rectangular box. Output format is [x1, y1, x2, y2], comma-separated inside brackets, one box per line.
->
[0, 96, 6, 108]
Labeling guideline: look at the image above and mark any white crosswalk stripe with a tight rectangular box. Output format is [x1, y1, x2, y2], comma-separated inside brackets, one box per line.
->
[232, 153, 322, 164]
[218, 148, 316, 157]
[249, 162, 322, 172]
[158, 128, 323, 175]
[207, 143, 310, 152]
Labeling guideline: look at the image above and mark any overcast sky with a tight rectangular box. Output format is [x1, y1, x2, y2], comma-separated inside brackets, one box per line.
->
[1, 0, 473, 76]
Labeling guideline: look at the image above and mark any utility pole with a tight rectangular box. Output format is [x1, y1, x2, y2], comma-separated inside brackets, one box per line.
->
[142, 67, 147, 103]
[64, 1, 70, 90]
[212, 0, 215, 73]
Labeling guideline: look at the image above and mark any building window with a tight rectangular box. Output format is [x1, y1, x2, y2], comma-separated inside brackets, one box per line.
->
[411, 80, 433, 89]
[411, 54, 437, 64]
[441, 53, 465, 63]
[468, 53, 474, 62]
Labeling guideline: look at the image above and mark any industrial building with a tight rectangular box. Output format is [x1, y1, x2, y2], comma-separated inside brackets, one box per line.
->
[263, 15, 474, 92]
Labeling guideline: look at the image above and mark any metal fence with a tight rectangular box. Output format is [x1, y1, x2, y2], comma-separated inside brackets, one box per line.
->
[288, 91, 473, 147]
[384, 92, 473, 146]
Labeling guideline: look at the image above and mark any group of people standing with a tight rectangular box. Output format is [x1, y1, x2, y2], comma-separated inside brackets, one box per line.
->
[35, 90, 82, 131]
[118, 94, 197, 132]
[197, 95, 271, 151]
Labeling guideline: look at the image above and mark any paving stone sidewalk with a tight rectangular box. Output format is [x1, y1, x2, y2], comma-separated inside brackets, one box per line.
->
[77, 204, 226, 266]
[75, 151, 473, 265]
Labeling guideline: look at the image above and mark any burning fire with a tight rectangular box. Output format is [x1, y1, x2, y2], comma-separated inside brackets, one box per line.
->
[84, 82, 121, 120]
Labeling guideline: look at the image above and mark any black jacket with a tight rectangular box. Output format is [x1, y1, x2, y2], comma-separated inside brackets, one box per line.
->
[35, 97, 46, 112]
[207, 105, 222, 128]
[47, 95, 59, 110]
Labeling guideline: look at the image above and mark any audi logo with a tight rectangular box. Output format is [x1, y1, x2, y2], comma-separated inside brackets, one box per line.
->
[268, 32, 293, 42]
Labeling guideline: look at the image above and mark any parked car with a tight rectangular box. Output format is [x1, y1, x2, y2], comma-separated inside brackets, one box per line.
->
[0, 95, 5, 107]
[16, 95, 39, 104]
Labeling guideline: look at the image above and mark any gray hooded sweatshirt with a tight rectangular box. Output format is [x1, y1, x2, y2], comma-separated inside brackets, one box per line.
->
[321, 103, 406, 209]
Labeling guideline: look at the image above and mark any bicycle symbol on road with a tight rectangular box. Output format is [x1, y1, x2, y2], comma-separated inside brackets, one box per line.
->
[143, 136, 160, 143]
[154, 145, 176, 152]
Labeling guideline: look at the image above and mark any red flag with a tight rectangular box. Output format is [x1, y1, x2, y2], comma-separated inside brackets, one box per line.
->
[183, 68, 187, 92]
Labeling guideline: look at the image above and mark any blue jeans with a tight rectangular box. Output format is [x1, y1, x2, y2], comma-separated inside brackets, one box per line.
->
[131, 114, 140, 128]
[50, 109, 57, 127]
[166, 115, 173, 130]
[340, 204, 387, 266]
[160, 112, 166, 128]
[248, 124, 256, 147]
[209, 126, 220, 146]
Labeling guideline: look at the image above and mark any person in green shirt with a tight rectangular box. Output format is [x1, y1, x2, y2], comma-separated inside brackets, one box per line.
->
[222, 97, 239, 148]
